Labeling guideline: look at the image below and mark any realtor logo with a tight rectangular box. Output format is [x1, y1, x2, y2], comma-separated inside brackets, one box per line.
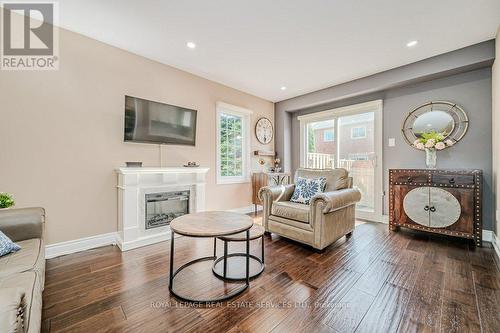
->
[1, 2, 59, 70]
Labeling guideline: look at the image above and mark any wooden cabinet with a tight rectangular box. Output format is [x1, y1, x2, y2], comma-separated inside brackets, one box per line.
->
[389, 169, 482, 246]
[252, 172, 291, 212]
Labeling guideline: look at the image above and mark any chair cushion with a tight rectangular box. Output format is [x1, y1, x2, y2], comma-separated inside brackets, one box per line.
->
[0, 239, 43, 279]
[295, 168, 349, 191]
[271, 201, 310, 223]
[0, 231, 21, 257]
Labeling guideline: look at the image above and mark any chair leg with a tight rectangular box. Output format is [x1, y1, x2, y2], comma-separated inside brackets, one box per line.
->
[346, 231, 353, 238]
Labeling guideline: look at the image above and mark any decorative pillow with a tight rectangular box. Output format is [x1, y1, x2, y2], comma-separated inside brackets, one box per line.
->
[290, 177, 327, 205]
[0, 231, 21, 257]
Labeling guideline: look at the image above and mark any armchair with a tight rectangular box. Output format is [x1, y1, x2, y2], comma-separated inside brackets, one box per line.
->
[259, 168, 361, 250]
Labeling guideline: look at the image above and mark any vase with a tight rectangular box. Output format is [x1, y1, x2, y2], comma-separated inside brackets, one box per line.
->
[425, 148, 437, 169]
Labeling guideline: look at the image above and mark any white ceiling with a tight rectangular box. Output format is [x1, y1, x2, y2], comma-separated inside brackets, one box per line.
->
[39, 1, 500, 101]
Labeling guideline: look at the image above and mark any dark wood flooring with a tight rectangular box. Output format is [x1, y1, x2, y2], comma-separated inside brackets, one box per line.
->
[42, 217, 500, 333]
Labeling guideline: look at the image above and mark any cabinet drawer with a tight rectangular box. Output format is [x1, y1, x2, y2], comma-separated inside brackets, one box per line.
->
[431, 174, 474, 186]
[394, 173, 428, 184]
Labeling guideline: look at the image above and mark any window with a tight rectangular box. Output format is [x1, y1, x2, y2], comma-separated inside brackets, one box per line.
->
[216, 102, 252, 184]
[323, 129, 334, 142]
[351, 126, 366, 139]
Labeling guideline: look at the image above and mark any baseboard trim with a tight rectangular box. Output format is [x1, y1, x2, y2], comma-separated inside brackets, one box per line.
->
[45, 232, 117, 259]
[45, 205, 260, 258]
[491, 232, 500, 261]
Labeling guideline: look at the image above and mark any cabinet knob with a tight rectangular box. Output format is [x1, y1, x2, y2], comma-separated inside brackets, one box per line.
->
[449, 178, 455, 184]
[407, 177, 413, 183]
[424, 205, 429, 211]
[429, 206, 436, 212]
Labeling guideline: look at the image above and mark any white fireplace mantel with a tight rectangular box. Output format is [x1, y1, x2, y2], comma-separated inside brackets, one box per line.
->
[116, 167, 209, 251]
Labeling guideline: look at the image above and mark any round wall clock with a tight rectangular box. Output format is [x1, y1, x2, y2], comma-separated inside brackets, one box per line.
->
[255, 117, 273, 144]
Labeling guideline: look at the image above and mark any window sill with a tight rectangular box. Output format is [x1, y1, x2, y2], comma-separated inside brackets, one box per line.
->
[217, 177, 251, 185]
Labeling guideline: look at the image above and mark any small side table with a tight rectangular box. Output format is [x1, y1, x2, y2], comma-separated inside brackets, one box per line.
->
[212, 224, 265, 281]
[169, 211, 253, 303]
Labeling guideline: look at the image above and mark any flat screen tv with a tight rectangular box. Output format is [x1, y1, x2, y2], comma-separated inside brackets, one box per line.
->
[124, 96, 197, 146]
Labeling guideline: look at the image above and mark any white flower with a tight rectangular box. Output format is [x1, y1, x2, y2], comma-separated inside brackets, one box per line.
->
[415, 142, 425, 150]
[435, 142, 446, 150]
[425, 140, 435, 148]
[445, 139, 454, 147]
[413, 139, 421, 146]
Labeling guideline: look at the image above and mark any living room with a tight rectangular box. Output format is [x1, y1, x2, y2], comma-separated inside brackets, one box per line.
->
[0, 1, 499, 332]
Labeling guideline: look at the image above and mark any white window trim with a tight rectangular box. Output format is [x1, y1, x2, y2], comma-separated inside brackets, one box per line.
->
[350, 126, 367, 139]
[216, 102, 252, 185]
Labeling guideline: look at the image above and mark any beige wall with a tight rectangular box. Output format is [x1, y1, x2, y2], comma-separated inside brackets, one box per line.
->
[0, 27, 274, 245]
[493, 26, 500, 237]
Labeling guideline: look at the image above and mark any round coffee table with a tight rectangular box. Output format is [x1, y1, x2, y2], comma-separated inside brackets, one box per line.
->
[169, 211, 253, 303]
[212, 224, 265, 281]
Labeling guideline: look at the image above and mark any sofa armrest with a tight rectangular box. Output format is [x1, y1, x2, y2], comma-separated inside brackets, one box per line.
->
[0, 207, 45, 242]
[0, 287, 25, 333]
[258, 184, 295, 203]
[310, 188, 361, 214]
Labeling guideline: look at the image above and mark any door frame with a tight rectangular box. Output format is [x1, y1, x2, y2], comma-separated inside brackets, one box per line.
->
[297, 100, 383, 222]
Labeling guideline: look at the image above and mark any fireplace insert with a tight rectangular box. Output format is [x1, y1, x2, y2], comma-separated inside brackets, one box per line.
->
[145, 191, 189, 229]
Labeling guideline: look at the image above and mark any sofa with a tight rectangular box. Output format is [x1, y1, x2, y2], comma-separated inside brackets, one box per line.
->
[0, 208, 45, 333]
[259, 168, 361, 250]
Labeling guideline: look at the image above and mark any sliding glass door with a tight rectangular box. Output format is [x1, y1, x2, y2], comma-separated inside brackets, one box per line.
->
[299, 101, 383, 221]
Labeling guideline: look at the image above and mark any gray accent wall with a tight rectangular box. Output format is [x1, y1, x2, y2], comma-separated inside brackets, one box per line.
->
[275, 41, 495, 230]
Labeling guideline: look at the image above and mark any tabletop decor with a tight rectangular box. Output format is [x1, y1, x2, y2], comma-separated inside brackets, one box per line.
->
[412, 131, 454, 168]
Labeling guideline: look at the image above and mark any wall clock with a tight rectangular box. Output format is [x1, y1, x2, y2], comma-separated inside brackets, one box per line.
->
[255, 117, 273, 144]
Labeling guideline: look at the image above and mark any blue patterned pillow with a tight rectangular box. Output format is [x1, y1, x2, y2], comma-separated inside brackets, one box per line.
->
[290, 177, 327, 205]
[0, 230, 21, 257]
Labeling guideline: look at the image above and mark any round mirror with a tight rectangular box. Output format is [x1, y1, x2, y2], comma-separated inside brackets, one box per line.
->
[402, 101, 468, 148]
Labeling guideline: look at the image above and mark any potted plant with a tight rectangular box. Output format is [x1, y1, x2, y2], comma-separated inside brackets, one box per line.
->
[0, 193, 15, 210]
[412, 131, 454, 168]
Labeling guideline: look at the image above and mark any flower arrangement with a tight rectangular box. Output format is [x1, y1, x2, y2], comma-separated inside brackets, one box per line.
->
[0, 193, 15, 209]
[412, 131, 454, 151]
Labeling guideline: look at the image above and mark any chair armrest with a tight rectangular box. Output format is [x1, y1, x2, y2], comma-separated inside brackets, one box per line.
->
[310, 188, 361, 214]
[0, 207, 45, 242]
[258, 184, 295, 203]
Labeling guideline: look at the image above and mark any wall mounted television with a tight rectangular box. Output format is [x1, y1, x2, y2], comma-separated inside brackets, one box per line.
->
[124, 96, 197, 146]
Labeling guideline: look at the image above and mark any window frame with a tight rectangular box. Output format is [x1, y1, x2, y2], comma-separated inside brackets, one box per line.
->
[216, 102, 252, 185]
[323, 129, 335, 142]
[350, 126, 367, 139]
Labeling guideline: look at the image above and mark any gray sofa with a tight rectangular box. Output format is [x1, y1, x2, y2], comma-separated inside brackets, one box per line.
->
[259, 168, 361, 250]
[0, 208, 45, 333]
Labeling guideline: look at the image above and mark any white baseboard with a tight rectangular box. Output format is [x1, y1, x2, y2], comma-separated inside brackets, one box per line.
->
[491, 232, 500, 261]
[227, 205, 262, 214]
[45, 205, 260, 258]
[45, 232, 117, 259]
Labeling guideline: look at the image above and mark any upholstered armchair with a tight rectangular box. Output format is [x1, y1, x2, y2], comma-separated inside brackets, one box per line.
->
[258, 168, 361, 250]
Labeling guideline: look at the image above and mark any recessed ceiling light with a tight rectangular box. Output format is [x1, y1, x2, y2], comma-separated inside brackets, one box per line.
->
[406, 40, 418, 47]
[280, 86, 287, 91]
[186, 41, 196, 49]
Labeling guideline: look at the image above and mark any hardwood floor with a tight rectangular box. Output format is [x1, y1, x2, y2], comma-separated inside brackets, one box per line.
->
[42, 216, 500, 333]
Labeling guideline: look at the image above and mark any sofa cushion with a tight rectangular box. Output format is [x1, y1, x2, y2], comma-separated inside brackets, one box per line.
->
[0, 239, 44, 281]
[271, 201, 309, 223]
[290, 177, 326, 205]
[295, 168, 349, 191]
[0, 231, 21, 257]
[0, 270, 41, 333]
[0, 287, 24, 333]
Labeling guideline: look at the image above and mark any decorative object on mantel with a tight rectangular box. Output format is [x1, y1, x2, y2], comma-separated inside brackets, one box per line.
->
[389, 169, 482, 247]
[255, 117, 273, 144]
[411, 131, 454, 168]
[0, 193, 15, 210]
[125, 161, 143, 167]
[252, 172, 291, 213]
[183, 161, 200, 167]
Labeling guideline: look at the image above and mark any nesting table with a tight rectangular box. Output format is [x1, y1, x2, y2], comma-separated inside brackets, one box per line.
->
[169, 211, 261, 303]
